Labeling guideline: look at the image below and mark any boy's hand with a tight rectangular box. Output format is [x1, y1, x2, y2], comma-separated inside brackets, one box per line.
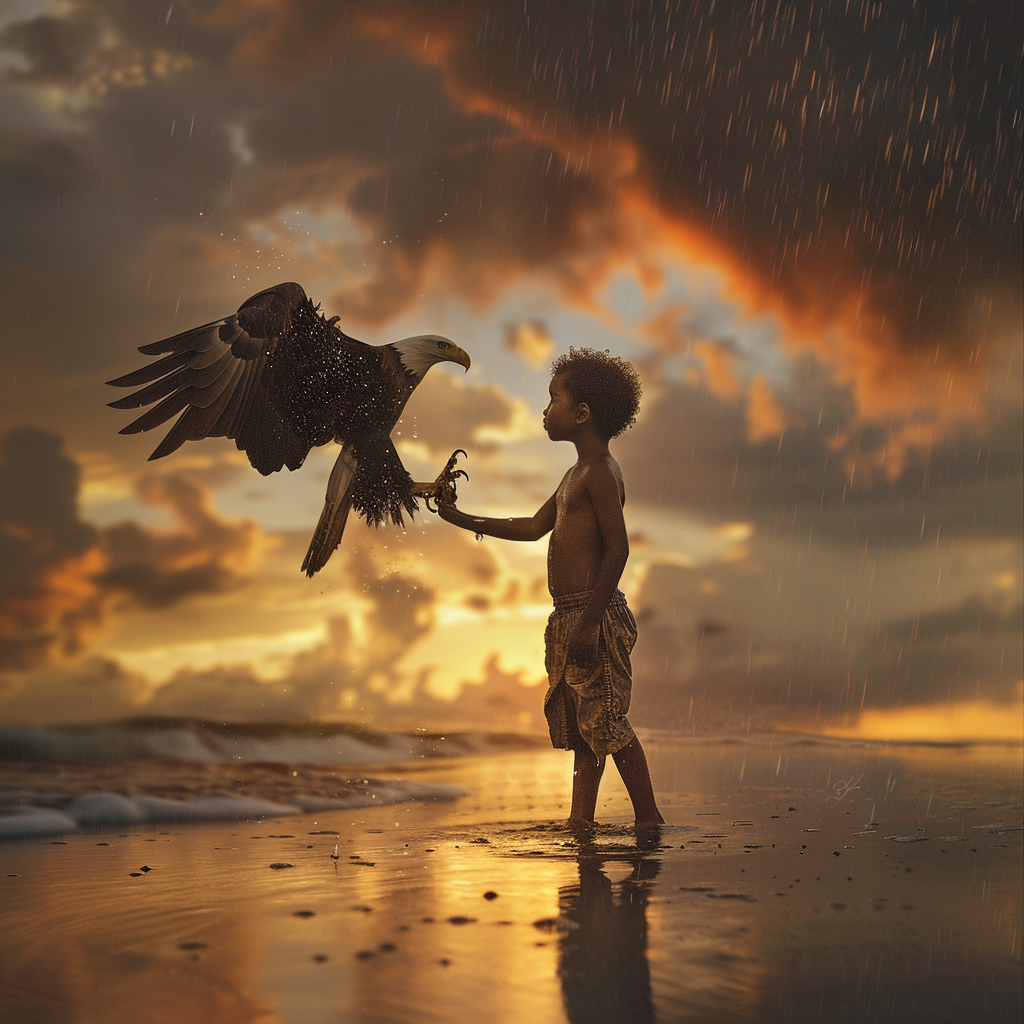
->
[567, 618, 600, 669]
[436, 494, 459, 524]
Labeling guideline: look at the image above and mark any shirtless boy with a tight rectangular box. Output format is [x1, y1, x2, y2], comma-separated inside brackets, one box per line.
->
[438, 348, 662, 827]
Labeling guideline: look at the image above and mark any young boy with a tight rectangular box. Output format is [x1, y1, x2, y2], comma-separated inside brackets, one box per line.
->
[438, 348, 662, 827]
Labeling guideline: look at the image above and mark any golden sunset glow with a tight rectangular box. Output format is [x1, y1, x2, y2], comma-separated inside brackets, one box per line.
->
[825, 697, 1024, 745]
[0, 12, 1021, 1024]
[0, 0, 1018, 746]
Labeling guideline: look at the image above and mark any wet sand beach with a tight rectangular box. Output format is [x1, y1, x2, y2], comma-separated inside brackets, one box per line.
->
[1, 737, 1021, 1023]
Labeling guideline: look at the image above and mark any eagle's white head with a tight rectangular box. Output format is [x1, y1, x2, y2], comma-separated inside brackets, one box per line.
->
[390, 335, 471, 379]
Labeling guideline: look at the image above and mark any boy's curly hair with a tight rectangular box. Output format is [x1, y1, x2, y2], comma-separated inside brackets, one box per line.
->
[550, 347, 642, 440]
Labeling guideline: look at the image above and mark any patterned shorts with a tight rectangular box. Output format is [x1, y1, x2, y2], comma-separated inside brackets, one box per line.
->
[543, 589, 638, 758]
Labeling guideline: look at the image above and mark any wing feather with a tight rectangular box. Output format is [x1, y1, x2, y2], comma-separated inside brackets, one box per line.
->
[107, 283, 316, 473]
[137, 320, 228, 356]
[209, 360, 255, 438]
[302, 446, 358, 576]
[108, 348, 237, 412]
[106, 350, 190, 388]
[187, 340, 234, 369]
[108, 365, 192, 410]
[148, 362, 247, 461]
[190, 354, 241, 408]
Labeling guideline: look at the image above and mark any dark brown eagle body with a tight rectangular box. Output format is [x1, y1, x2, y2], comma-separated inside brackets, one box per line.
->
[107, 282, 470, 574]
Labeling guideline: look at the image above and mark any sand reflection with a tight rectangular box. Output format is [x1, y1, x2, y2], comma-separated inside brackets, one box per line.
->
[556, 831, 661, 1024]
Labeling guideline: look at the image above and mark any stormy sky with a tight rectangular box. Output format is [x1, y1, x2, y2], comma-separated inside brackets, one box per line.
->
[0, 0, 1020, 739]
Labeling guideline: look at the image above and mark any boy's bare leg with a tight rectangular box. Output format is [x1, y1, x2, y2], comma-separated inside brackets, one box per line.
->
[611, 738, 664, 826]
[569, 747, 606, 823]
[559, 685, 606, 824]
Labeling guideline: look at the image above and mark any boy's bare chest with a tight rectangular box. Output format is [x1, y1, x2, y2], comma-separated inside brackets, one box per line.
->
[555, 472, 590, 518]
[554, 463, 624, 520]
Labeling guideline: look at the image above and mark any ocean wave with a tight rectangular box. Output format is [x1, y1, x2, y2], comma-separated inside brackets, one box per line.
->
[0, 778, 467, 840]
[0, 718, 544, 766]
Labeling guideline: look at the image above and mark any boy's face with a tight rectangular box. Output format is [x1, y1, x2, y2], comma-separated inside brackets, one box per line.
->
[543, 373, 582, 441]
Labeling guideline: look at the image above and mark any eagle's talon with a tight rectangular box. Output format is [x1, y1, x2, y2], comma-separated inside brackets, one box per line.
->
[441, 449, 466, 474]
[411, 450, 468, 512]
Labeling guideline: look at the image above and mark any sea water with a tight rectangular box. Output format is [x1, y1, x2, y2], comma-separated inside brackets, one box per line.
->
[0, 735, 1020, 1022]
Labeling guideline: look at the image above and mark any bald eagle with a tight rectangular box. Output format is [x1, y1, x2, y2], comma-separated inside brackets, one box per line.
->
[107, 282, 471, 575]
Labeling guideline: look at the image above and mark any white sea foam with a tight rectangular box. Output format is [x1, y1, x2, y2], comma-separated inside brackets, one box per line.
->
[131, 794, 302, 822]
[0, 780, 467, 839]
[0, 718, 533, 839]
[0, 808, 78, 839]
[66, 792, 147, 826]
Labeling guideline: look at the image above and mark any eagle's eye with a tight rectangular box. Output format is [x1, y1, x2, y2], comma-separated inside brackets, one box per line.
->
[437, 340, 450, 350]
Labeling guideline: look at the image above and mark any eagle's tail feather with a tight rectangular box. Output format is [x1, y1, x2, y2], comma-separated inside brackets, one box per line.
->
[302, 446, 357, 576]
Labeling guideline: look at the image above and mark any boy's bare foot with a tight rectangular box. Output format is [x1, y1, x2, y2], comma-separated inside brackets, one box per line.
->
[565, 816, 597, 830]
[634, 821, 664, 850]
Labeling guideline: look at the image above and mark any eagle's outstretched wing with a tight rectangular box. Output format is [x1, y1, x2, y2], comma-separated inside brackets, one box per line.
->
[107, 282, 368, 476]
[109, 281, 466, 575]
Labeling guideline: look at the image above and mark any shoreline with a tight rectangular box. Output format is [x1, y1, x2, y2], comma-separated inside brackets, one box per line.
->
[3, 732, 1020, 841]
[1, 741, 1020, 1022]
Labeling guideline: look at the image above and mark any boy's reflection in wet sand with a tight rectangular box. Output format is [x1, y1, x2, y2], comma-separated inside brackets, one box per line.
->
[556, 830, 661, 1024]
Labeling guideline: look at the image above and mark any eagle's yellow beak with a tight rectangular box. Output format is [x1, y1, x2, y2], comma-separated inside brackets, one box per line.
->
[446, 344, 471, 372]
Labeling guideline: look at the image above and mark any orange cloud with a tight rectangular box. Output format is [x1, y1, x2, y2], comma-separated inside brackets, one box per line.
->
[1, 428, 264, 671]
[504, 320, 555, 369]
[612, 187, 994, 433]
[745, 375, 786, 444]
[636, 304, 690, 354]
[37, 0, 1005, 489]
[693, 341, 743, 402]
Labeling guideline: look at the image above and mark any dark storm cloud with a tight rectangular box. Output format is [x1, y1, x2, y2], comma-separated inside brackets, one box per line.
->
[878, 593, 1023, 642]
[222, 0, 1022, 338]
[0, 427, 261, 670]
[0, 428, 100, 669]
[617, 367, 1023, 544]
[627, 555, 1022, 733]
[0, 135, 88, 196]
[461, 0, 1022, 348]
[97, 472, 261, 607]
[2, 0, 1018, 374]
[854, 593, 1023, 708]
[0, 655, 147, 724]
[0, 7, 102, 84]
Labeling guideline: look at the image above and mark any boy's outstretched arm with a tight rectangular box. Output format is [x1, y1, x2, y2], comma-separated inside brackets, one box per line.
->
[437, 492, 556, 542]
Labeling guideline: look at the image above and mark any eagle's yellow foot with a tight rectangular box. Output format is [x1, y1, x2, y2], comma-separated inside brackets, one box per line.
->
[411, 449, 468, 511]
